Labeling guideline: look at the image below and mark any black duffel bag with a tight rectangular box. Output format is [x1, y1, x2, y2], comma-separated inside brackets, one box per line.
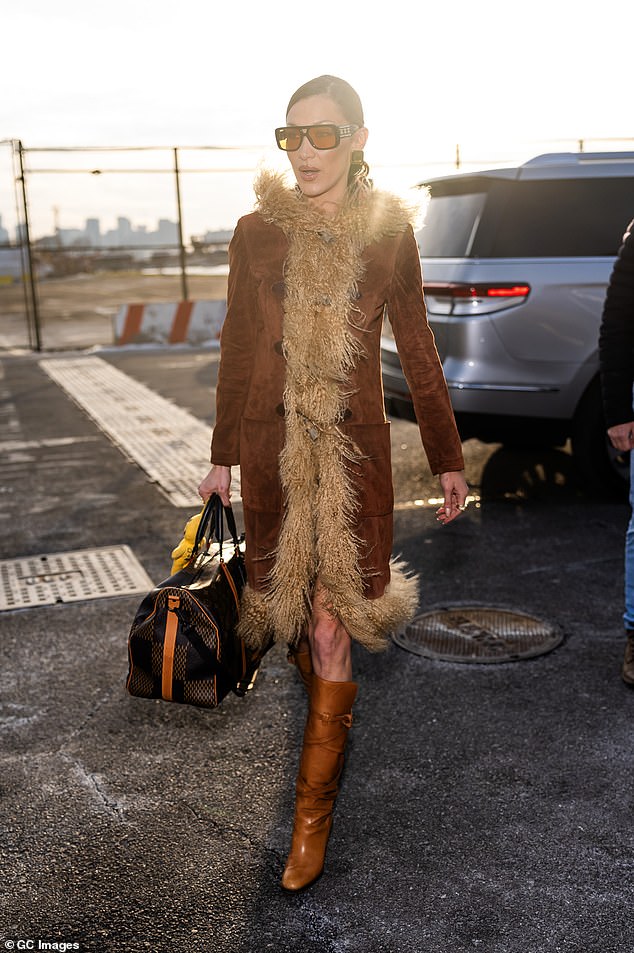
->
[126, 494, 266, 709]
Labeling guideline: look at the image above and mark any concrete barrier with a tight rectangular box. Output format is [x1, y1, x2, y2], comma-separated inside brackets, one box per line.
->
[114, 300, 227, 346]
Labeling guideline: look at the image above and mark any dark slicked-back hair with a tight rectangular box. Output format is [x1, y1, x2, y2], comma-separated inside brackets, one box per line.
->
[286, 74, 365, 127]
[285, 75, 370, 190]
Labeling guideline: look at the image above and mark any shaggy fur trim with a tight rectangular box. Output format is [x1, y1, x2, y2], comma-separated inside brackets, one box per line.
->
[246, 172, 421, 649]
[238, 560, 419, 653]
[340, 560, 420, 652]
[237, 584, 274, 650]
[255, 170, 421, 244]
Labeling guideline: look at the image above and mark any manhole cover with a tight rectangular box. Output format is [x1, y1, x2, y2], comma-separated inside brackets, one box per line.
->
[0, 545, 153, 611]
[393, 606, 562, 663]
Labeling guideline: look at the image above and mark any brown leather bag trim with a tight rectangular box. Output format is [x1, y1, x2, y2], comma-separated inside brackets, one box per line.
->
[162, 594, 180, 700]
[220, 560, 240, 610]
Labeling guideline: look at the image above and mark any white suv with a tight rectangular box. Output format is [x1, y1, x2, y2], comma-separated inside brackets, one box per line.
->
[381, 151, 634, 492]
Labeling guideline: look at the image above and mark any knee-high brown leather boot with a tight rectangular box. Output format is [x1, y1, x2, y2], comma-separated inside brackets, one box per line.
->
[281, 674, 357, 891]
[287, 646, 313, 694]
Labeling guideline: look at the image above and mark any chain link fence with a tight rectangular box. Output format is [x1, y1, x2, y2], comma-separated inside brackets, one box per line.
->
[1, 137, 632, 351]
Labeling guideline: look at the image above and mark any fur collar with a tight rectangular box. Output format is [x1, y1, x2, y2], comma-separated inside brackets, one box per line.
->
[254, 169, 418, 246]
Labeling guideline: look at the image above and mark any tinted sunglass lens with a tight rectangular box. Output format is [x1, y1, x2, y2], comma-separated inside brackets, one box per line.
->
[275, 125, 342, 151]
[277, 128, 302, 151]
[307, 125, 338, 149]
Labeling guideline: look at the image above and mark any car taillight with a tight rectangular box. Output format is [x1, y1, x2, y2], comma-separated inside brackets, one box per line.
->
[424, 282, 530, 316]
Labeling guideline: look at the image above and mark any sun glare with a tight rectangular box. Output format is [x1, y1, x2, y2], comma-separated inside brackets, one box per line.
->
[2, 0, 632, 234]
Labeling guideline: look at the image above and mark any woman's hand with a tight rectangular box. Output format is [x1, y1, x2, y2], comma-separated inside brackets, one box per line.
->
[198, 465, 232, 507]
[436, 470, 469, 525]
[607, 421, 634, 453]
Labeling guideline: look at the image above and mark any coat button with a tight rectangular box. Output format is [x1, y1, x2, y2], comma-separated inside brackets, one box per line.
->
[343, 408, 353, 420]
[273, 340, 284, 355]
[275, 403, 286, 417]
[272, 281, 286, 296]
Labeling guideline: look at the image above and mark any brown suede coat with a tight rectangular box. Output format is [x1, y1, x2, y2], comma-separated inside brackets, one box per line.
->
[210, 177, 464, 649]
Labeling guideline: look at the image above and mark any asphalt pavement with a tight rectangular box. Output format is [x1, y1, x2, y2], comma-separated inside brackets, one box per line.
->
[1, 340, 633, 953]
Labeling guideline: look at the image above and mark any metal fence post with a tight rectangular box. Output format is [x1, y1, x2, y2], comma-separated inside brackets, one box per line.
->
[16, 141, 42, 351]
[173, 147, 189, 302]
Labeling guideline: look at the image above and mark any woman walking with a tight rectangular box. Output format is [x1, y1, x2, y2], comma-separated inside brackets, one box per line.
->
[198, 74, 468, 891]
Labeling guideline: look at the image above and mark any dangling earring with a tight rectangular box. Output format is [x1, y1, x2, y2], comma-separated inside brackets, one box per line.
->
[348, 149, 370, 191]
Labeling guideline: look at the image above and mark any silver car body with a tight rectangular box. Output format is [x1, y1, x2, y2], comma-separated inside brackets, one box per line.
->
[381, 152, 634, 485]
[424, 256, 609, 419]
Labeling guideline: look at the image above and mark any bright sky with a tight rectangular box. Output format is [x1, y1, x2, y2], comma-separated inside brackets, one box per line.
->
[2, 0, 633, 237]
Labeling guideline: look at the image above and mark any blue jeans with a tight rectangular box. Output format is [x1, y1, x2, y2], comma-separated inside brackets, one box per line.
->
[625, 449, 634, 630]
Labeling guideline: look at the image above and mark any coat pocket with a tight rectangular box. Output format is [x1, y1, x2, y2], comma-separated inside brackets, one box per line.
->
[239, 418, 284, 512]
[341, 421, 394, 517]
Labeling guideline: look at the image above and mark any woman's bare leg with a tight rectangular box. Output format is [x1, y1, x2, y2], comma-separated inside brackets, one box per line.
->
[308, 579, 352, 681]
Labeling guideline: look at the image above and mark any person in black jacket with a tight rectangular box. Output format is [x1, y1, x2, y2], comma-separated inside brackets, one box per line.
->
[598, 219, 634, 686]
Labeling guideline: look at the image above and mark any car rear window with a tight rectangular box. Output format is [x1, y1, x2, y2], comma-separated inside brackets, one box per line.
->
[417, 191, 487, 257]
[419, 176, 634, 258]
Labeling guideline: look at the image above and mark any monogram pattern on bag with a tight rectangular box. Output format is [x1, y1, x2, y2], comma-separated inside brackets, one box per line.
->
[178, 599, 220, 653]
[184, 679, 218, 707]
[151, 640, 163, 676]
[127, 517, 261, 710]
[172, 644, 188, 680]
[127, 667, 153, 697]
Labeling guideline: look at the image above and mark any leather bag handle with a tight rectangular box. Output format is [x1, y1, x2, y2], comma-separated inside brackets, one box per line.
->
[193, 493, 239, 561]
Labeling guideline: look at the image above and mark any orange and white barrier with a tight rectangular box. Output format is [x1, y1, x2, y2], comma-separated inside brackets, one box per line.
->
[114, 300, 227, 346]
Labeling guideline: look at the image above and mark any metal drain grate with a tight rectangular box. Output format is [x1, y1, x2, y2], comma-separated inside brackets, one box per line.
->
[39, 356, 241, 507]
[393, 605, 563, 663]
[0, 546, 153, 611]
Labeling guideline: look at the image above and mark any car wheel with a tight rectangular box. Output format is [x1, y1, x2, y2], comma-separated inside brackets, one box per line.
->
[571, 380, 629, 498]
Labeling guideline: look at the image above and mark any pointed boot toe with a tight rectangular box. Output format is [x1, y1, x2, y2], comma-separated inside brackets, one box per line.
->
[281, 811, 332, 891]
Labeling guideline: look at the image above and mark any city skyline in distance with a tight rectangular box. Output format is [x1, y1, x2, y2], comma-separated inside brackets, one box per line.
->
[19, 214, 233, 251]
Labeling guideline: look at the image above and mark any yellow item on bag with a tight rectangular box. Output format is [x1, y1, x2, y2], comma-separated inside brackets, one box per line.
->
[170, 507, 205, 573]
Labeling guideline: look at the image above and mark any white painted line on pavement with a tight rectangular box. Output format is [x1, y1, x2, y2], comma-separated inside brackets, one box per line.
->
[39, 356, 241, 508]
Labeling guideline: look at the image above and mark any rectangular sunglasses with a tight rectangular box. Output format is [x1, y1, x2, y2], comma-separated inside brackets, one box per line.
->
[275, 123, 359, 152]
